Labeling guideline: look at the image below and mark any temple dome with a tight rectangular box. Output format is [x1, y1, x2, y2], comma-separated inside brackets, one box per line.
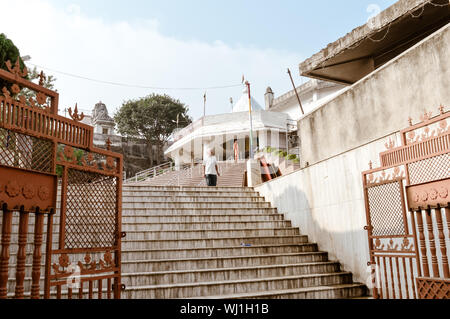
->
[92, 101, 114, 123]
[232, 86, 263, 113]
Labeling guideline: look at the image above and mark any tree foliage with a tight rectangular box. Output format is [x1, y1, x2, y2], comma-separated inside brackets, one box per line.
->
[114, 94, 192, 163]
[0, 33, 56, 102]
[0, 33, 26, 90]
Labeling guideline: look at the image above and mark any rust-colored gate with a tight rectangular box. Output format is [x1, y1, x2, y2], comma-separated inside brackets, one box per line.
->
[363, 106, 450, 299]
[0, 60, 123, 299]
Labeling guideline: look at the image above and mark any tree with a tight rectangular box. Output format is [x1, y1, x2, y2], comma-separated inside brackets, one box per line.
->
[0, 33, 56, 104]
[0, 33, 26, 91]
[114, 94, 192, 165]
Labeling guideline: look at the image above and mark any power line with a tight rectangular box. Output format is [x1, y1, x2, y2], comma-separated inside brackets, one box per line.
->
[26, 62, 243, 91]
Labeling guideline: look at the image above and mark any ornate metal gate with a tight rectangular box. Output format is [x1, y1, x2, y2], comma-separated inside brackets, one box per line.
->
[363, 106, 449, 299]
[0, 60, 123, 299]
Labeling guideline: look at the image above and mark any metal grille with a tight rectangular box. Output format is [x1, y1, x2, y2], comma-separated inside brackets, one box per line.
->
[408, 153, 450, 185]
[0, 127, 53, 173]
[417, 278, 450, 299]
[367, 181, 406, 236]
[64, 168, 117, 249]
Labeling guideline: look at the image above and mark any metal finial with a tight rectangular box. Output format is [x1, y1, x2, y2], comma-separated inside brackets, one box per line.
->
[408, 117, 413, 126]
[106, 138, 112, 151]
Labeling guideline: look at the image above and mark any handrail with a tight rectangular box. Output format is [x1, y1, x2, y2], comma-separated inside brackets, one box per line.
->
[124, 160, 204, 184]
[124, 161, 173, 183]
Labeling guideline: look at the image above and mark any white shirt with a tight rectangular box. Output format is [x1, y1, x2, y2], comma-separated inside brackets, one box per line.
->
[203, 156, 218, 175]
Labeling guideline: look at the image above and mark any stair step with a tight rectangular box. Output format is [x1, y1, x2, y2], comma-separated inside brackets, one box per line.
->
[121, 235, 309, 250]
[122, 195, 265, 203]
[193, 283, 368, 299]
[124, 262, 342, 286]
[122, 221, 292, 231]
[122, 272, 355, 299]
[122, 252, 329, 272]
[122, 190, 259, 197]
[122, 214, 285, 223]
[122, 243, 319, 260]
[122, 202, 271, 209]
[123, 228, 300, 240]
[122, 208, 278, 216]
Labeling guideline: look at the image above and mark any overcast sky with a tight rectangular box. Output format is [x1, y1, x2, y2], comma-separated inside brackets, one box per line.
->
[0, 0, 397, 120]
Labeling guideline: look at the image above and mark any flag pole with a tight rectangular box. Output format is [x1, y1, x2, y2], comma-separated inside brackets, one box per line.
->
[287, 68, 304, 115]
[245, 81, 254, 160]
[203, 92, 206, 118]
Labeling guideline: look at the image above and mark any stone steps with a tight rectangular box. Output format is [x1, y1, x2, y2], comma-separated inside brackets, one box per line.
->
[7, 261, 342, 294]
[121, 235, 309, 250]
[124, 262, 343, 286]
[122, 195, 266, 203]
[122, 243, 320, 260]
[123, 272, 356, 299]
[122, 190, 259, 197]
[122, 214, 286, 223]
[7, 251, 330, 273]
[121, 252, 329, 272]
[122, 220, 292, 231]
[121, 208, 279, 216]
[119, 184, 366, 299]
[195, 284, 368, 299]
[122, 201, 272, 209]
[123, 228, 301, 241]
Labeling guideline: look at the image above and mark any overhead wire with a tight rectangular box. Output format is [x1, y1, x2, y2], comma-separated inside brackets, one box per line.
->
[26, 62, 243, 91]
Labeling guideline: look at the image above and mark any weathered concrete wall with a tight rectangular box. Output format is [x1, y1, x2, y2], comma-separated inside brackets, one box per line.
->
[299, 23, 450, 167]
[94, 134, 168, 178]
[256, 23, 450, 286]
[256, 132, 400, 285]
[299, 0, 432, 74]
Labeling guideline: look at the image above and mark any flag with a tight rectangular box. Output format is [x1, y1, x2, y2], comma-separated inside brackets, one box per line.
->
[203, 92, 206, 117]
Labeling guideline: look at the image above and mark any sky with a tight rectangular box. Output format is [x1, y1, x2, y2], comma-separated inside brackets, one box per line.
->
[0, 0, 397, 120]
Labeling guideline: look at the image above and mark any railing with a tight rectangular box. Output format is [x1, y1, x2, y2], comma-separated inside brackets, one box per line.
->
[0, 96, 93, 150]
[124, 161, 175, 183]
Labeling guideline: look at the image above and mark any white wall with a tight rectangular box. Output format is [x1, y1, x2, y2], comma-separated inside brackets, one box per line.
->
[255, 132, 401, 285]
[299, 23, 450, 167]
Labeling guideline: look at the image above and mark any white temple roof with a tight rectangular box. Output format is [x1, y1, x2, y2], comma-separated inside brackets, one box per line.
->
[232, 86, 263, 113]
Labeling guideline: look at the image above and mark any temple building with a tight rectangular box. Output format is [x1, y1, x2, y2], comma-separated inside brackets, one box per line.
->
[164, 80, 345, 167]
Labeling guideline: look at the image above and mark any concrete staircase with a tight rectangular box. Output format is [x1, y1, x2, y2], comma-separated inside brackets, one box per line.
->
[120, 185, 368, 299]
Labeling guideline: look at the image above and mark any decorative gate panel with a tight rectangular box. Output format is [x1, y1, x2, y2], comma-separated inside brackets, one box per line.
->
[0, 60, 123, 299]
[363, 106, 450, 299]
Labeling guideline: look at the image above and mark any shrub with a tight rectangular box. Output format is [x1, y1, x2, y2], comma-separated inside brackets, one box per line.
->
[0, 33, 26, 91]
[286, 154, 298, 161]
